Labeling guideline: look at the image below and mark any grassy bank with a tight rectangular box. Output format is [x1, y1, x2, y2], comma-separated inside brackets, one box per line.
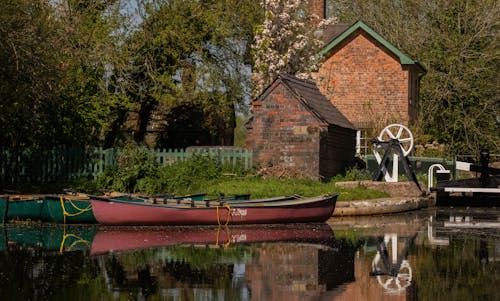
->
[4, 145, 389, 200]
[203, 177, 389, 201]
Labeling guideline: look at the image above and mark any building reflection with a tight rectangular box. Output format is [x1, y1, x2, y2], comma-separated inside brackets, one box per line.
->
[244, 242, 355, 301]
[95, 238, 355, 301]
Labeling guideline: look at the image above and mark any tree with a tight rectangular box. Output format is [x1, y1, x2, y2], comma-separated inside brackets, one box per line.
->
[0, 0, 132, 148]
[0, 0, 63, 148]
[418, 0, 499, 157]
[329, 0, 499, 157]
[251, 0, 336, 97]
[50, 0, 134, 147]
[119, 0, 262, 148]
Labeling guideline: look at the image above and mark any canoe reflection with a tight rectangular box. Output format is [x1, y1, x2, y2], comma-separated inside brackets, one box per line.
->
[91, 223, 337, 255]
[3, 223, 338, 254]
[2, 223, 361, 300]
[5, 225, 96, 252]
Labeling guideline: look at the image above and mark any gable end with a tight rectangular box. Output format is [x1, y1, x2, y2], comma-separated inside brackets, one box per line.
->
[319, 20, 424, 72]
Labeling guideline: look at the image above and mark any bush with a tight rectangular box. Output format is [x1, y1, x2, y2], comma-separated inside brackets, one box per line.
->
[95, 144, 160, 193]
[94, 146, 250, 194]
[330, 168, 372, 182]
[158, 154, 222, 193]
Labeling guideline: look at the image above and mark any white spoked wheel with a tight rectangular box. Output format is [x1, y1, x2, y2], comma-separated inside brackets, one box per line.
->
[377, 124, 414, 157]
[376, 259, 413, 294]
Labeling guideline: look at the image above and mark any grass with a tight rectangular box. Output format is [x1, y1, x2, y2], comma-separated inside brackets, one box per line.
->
[203, 177, 389, 201]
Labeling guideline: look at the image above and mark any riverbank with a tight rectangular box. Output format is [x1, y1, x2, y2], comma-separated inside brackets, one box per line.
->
[333, 180, 434, 216]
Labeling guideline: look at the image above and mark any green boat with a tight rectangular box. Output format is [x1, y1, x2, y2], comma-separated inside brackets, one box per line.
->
[43, 195, 97, 224]
[5, 195, 96, 224]
[0, 195, 8, 224]
[6, 224, 96, 252]
[7, 195, 50, 221]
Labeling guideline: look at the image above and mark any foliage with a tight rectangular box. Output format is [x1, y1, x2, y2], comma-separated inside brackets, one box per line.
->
[96, 144, 160, 192]
[0, 0, 262, 149]
[205, 177, 388, 201]
[91, 144, 387, 199]
[329, 0, 500, 157]
[234, 114, 250, 147]
[0, 0, 133, 148]
[251, 0, 336, 97]
[119, 0, 262, 147]
[157, 154, 222, 194]
[330, 168, 372, 182]
[94, 145, 248, 194]
[0, 0, 63, 148]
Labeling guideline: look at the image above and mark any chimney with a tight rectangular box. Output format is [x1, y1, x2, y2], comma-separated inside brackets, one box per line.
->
[308, 0, 325, 25]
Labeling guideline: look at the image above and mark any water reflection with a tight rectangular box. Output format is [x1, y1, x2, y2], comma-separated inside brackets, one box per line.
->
[0, 223, 353, 300]
[328, 207, 500, 301]
[0, 207, 499, 300]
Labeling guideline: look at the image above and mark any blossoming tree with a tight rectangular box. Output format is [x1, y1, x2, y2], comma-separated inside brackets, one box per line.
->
[251, 0, 336, 97]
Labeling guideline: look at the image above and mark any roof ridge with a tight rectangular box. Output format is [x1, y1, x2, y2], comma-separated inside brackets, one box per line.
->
[277, 73, 355, 130]
[279, 73, 317, 88]
[318, 20, 425, 73]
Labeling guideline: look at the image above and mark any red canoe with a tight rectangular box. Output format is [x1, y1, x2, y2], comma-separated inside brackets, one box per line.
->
[89, 194, 337, 226]
[90, 223, 335, 255]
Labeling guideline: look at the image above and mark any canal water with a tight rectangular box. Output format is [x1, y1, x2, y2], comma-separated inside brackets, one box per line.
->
[0, 206, 498, 301]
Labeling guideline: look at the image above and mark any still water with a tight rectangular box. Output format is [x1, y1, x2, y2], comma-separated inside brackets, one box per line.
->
[0, 207, 498, 301]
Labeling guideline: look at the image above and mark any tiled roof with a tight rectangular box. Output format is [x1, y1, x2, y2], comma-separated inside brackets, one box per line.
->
[278, 74, 356, 130]
[320, 23, 350, 45]
[318, 21, 426, 73]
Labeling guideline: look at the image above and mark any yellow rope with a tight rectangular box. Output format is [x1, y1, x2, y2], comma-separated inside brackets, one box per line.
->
[66, 199, 92, 213]
[215, 225, 231, 249]
[222, 225, 231, 249]
[223, 204, 231, 226]
[59, 196, 92, 224]
[59, 228, 90, 253]
[215, 225, 220, 244]
[216, 203, 231, 226]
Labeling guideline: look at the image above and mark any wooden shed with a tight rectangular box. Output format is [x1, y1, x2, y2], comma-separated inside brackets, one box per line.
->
[246, 73, 356, 181]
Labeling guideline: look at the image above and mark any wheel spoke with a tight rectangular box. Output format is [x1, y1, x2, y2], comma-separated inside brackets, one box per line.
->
[399, 138, 413, 143]
[396, 126, 404, 139]
[385, 129, 396, 139]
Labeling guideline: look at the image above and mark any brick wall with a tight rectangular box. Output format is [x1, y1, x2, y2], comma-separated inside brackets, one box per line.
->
[308, 0, 325, 23]
[248, 83, 324, 178]
[248, 81, 357, 180]
[313, 30, 412, 129]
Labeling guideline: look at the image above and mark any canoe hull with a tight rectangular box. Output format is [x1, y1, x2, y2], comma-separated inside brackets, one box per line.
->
[7, 197, 49, 221]
[90, 223, 334, 255]
[90, 194, 337, 226]
[43, 196, 97, 224]
[0, 196, 8, 224]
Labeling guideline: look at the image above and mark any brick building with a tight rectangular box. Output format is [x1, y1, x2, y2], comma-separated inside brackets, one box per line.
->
[308, 0, 425, 155]
[313, 20, 425, 154]
[246, 74, 356, 180]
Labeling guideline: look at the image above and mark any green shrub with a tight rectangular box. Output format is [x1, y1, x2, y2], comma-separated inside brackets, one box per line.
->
[330, 168, 372, 182]
[95, 144, 160, 193]
[158, 154, 221, 193]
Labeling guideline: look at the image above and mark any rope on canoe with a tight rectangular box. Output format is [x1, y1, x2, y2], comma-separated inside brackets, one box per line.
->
[59, 227, 91, 253]
[216, 203, 231, 226]
[59, 196, 92, 224]
[215, 225, 231, 249]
